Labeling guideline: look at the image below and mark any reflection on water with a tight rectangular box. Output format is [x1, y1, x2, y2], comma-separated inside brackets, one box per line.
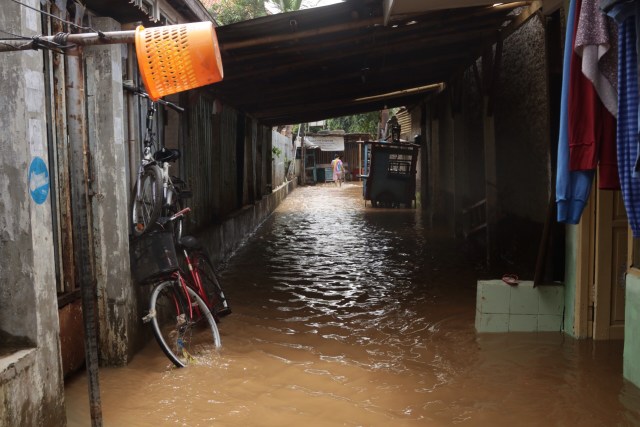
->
[66, 183, 640, 426]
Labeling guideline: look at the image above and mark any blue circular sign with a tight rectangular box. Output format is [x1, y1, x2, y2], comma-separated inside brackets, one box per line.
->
[28, 157, 49, 205]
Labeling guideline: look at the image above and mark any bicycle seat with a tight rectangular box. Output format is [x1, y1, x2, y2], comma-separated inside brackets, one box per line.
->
[176, 235, 202, 250]
[153, 148, 180, 163]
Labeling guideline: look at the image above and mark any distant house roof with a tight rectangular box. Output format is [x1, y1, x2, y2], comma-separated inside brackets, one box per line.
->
[210, 0, 543, 126]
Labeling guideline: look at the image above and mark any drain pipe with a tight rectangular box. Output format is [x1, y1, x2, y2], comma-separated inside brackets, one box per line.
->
[65, 44, 104, 427]
[126, 42, 139, 189]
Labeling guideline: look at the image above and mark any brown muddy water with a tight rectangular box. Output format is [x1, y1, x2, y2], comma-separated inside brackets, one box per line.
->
[66, 182, 640, 426]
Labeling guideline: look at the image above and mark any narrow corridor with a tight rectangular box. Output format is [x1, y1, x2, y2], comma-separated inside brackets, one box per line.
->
[66, 183, 640, 426]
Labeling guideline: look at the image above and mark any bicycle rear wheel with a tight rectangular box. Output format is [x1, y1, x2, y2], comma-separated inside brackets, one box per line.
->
[148, 280, 221, 368]
[132, 164, 163, 236]
[191, 252, 231, 317]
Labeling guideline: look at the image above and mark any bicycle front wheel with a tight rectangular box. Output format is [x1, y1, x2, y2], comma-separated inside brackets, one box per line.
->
[148, 280, 221, 368]
[191, 252, 231, 317]
[132, 164, 163, 236]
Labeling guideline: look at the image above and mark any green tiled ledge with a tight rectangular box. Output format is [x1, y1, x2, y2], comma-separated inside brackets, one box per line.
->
[475, 280, 564, 333]
[624, 275, 640, 388]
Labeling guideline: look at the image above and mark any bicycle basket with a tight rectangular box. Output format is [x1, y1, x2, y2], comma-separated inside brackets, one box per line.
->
[130, 231, 179, 284]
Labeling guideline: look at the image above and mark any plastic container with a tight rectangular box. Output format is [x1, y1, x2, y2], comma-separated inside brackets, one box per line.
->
[135, 21, 224, 101]
[130, 231, 179, 284]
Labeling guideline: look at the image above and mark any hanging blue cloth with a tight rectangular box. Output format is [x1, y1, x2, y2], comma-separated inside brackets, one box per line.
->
[556, 0, 595, 224]
[615, 14, 640, 236]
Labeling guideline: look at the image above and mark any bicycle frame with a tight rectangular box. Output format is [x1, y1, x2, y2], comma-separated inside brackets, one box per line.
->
[170, 270, 196, 319]
[179, 248, 212, 308]
[128, 84, 186, 236]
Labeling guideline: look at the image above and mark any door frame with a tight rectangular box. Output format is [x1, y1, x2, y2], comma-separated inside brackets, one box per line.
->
[574, 185, 627, 340]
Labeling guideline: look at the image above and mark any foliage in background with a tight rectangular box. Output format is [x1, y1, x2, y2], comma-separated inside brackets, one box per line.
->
[290, 109, 399, 137]
[326, 111, 381, 136]
[211, 0, 315, 25]
[210, 0, 267, 25]
[267, 0, 304, 13]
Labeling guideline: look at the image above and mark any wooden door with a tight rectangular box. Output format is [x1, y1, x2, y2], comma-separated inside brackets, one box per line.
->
[593, 190, 627, 340]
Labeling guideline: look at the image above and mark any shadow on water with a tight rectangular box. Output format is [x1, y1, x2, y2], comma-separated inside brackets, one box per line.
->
[66, 182, 640, 426]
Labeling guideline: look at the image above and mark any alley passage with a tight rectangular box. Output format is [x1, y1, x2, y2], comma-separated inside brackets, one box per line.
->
[66, 183, 640, 426]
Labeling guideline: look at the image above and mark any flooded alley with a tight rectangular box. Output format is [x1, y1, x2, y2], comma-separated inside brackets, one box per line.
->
[66, 183, 640, 426]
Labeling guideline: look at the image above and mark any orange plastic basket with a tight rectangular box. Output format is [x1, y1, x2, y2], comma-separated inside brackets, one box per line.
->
[135, 22, 224, 101]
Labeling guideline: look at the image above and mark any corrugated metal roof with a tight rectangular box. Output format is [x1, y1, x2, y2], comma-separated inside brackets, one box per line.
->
[210, 0, 542, 126]
[83, 0, 213, 25]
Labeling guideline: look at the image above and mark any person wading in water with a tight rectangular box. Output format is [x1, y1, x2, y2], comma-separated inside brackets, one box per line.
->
[331, 154, 344, 187]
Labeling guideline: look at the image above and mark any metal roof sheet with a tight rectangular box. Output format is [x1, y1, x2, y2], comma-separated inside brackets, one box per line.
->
[210, 0, 542, 126]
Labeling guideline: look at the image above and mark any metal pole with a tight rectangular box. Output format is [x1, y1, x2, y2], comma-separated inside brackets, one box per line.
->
[0, 30, 135, 52]
[301, 136, 306, 185]
[65, 44, 103, 427]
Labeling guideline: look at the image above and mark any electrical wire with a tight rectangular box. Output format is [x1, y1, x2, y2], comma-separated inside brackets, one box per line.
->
[0, 28, 36, 50]
[9, 0, 105, 37]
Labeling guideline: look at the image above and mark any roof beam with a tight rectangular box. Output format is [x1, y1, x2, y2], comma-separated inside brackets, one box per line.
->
[221, 16, 382, 51]
[221, 20, 504, 83]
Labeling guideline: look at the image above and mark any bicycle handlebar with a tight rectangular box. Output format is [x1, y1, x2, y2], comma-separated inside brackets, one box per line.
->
[123, 84, 185, 113]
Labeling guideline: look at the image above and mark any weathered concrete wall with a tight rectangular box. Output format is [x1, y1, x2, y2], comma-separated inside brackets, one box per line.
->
[199, 180, 297, 267]
[448, 16, 550, 225]
[0, 1, 66, 425]
[84, 17, 138, 366]
[494, 16, 551, 223]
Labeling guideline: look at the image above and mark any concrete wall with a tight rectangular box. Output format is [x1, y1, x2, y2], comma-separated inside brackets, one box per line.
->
[84, 17, 139, 366]
[446, 16, 550, 224]
[0, 1, 66, 425]
[199, 179, 297, 267]
[494, 17, 551, 223]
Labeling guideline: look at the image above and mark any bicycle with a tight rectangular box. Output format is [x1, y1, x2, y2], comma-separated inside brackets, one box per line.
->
[176, 234, 232, 319]
[126, 84, 188, 240]
[134, 208, 229, 367]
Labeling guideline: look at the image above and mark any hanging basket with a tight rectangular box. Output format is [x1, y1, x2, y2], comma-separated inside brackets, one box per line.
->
[135, 21, 224, 101]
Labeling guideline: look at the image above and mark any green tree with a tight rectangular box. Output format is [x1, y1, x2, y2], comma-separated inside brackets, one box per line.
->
[211, 0, 314, 25]
[210, 0, 268, 25]
[267, 0, 303, 13]
[327, 111, 381, 135]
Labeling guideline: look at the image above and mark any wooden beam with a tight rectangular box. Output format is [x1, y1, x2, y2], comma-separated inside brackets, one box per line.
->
[221, 16, 382, 51]
[221, 6, 514, 65]
[222, 23, 502, 83]
[218, 50, 469, 105]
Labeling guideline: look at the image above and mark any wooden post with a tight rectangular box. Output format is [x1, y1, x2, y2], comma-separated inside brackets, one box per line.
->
[66, 45, 103, 427]
[358, 140, 362, 178]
